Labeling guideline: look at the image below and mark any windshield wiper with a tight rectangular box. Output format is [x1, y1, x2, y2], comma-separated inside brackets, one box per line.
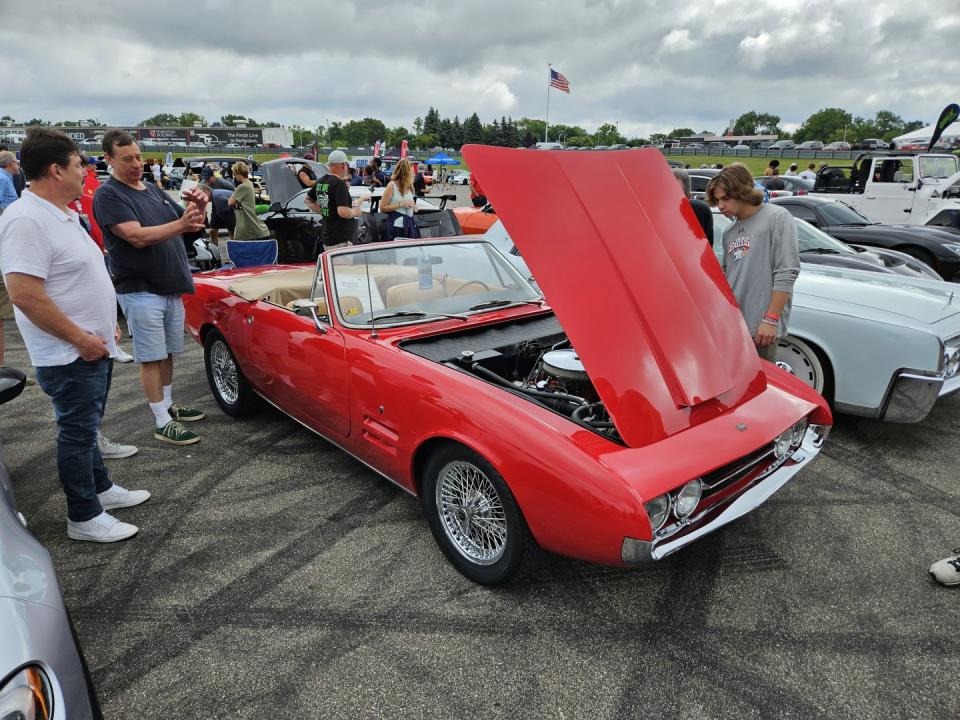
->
[370, 310, 468, 323]
[468, 298, 544, 312]
[800, 248, 841, 254]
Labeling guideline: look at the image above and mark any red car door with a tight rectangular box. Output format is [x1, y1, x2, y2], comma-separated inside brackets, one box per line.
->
[241, 301, 351, 439]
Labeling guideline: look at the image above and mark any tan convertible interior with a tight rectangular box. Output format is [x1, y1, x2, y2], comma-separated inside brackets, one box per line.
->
[227, 265, 490, 319]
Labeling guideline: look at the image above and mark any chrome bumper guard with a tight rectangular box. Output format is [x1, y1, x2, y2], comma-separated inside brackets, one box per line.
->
[884, 371, 954, 423]
[621, 424, 829, 564]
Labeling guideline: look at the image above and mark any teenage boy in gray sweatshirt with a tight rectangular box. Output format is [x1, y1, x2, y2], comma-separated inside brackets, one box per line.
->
[705, 164, 800, 363]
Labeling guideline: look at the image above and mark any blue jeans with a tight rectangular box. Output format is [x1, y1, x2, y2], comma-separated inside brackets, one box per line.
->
[35, 358, 114, 522]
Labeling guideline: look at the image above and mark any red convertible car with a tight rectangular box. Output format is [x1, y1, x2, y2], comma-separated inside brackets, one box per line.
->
[182, 146, 832, 584]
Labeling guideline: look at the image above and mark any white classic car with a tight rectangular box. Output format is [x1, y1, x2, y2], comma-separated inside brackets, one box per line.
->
[708, 212, 960, 421]
[488, 215, 960, 423]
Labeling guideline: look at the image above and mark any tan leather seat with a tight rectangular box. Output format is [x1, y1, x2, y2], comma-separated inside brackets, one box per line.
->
[338, 296, 364, 318]
[385, 282, 447, 307]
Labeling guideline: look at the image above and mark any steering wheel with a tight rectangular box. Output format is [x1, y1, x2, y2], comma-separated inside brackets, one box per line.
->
[452, 280, 490, 297]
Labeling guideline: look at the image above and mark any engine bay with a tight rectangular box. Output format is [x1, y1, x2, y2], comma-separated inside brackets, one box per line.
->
[400, 315, 623, 444]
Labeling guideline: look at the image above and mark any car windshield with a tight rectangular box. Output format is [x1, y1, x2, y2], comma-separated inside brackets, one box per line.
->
[918, 156, 959, 179]
[712, 213, 853, 255]
[330, 241, 540, 326]
[818, 201, 874, 225]
[794, 219, 856, 254]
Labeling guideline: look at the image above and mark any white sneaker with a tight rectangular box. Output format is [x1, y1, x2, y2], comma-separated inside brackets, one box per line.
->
[930, 550, 960, 586]
[114, 347, 135, 363]
[97, 431, 138, 459]
[97, 483, 151, 510]
[67, 511, 138, 543]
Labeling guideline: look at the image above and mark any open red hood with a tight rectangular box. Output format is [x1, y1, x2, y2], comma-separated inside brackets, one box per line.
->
[461, 145, 763, 447]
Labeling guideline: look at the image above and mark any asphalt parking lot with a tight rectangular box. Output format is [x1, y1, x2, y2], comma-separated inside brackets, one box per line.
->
[3, 319, 959, 719]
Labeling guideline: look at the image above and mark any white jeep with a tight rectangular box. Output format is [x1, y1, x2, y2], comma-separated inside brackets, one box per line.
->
[811, 152, 960, 230]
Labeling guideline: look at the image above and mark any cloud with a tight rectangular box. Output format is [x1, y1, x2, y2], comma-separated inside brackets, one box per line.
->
[0, 0, 956, 138]
[660, 29, 696, 53]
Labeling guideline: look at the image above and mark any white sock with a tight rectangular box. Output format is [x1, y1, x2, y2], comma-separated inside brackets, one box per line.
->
[150, 401, 171, 427]
[162, 385, 173, 408]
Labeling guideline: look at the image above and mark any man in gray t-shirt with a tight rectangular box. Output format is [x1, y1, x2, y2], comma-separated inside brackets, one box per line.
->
[705, 164, 800, 363]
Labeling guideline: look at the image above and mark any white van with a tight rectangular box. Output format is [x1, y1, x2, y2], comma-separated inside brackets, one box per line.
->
[534, 142, 564, 150]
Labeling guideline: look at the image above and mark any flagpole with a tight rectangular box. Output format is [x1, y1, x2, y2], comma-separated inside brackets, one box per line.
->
[545, 64, 551, 143]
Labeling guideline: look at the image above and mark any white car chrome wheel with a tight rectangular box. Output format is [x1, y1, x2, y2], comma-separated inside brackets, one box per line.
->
[776, 336, 826, 394]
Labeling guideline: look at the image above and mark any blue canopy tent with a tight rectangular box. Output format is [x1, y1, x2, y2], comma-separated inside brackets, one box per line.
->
[423, 152, 460, 185]
[424, 152, 460, 166]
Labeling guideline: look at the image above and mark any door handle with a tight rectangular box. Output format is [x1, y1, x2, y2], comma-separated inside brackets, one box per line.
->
[865, 196, 876, 199]
[903, 208, 911, 213]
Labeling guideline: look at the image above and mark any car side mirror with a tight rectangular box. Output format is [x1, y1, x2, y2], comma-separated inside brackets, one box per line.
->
[292, 299, 328, 334]
[270, 202, 283, 212]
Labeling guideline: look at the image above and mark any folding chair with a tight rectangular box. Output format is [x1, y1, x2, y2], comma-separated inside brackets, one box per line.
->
[225, 239, 279, 269]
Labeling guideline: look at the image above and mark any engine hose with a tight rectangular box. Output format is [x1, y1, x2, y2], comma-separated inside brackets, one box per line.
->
[469, 363, 587, 407]
[571, 403, 617, 429]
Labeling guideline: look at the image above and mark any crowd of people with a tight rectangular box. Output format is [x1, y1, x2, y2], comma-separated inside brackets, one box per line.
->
[0, 127, 955, 586]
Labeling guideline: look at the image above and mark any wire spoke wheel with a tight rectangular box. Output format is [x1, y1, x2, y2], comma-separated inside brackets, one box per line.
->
[211, 340, 240, 404]
[435, 460, 507, 565]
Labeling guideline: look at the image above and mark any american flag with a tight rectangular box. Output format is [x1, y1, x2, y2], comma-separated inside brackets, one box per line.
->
[550, 68, 570, 93]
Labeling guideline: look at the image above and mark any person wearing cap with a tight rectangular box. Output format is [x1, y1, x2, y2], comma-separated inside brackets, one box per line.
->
[305, 150, 369, 250]
[193, 183, 235, 245]
[784, 162, 799, 177]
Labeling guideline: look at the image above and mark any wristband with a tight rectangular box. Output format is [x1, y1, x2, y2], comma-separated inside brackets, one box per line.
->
[761, 317, 778, 326]
[764, 312, 780, 321]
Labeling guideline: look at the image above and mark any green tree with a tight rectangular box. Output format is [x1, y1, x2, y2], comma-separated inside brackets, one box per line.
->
[463, 113, 484, 144]
[341, 117, 387, 146]
[792, 107, 853, 143]
[414, 133, 438, 150]
[25, 118, 49, 126]
[423, 107, 441, 136]
[731, 111, 781, 135]
[177, 112, 206, 126]
[0, 115, 15, 126]
[328, 121, 343, 145]
[566, 134, 593, 147]
[220, 114, 259, 127]
[595, 123, 625, 144]
[386, 126, 409, 147]
[413, 116, 423, 135]
[667, 127, 695, 139]
[648, 132, 668, 145]
[139, 113, 179, 126]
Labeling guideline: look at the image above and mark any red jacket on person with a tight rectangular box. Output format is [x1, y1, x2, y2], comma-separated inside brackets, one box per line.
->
[71, 168, 104, 250]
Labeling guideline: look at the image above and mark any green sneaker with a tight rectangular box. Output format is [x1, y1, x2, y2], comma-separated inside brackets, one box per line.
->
[154, 420, 200, 445]
[168, 403, 205, 423]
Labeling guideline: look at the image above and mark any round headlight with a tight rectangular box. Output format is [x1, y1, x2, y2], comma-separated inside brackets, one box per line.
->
[774, 430, 793, 460]
[645, 494, 671, 532]
[943, 346, 960, 378]
[673, 479, 703, 519]
[790, 418, 808, 447]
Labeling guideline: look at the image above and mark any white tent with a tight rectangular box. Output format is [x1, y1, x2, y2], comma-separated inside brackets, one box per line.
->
[892, 121, 960, 145]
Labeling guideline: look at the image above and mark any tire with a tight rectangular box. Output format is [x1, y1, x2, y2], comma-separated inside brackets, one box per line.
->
[899, 246, 938, 274]
[204, 330, 258, 417]
[775, 335, 827, 395]
[421, 444, 534, 585]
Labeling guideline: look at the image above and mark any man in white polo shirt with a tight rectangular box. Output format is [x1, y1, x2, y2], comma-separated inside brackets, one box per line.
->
[0, 128, 151, 543]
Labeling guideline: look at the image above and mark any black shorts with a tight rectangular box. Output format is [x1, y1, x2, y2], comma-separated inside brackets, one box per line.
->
[210, 211, 235, 231]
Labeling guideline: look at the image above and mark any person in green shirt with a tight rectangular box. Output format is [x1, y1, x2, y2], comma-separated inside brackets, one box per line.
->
[227, 162, 270, 241]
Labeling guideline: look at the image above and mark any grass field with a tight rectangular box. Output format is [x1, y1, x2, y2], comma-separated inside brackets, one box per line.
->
[662, 154, 810, 175]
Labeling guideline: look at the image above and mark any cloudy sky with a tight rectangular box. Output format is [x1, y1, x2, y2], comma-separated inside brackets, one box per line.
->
[2, 0, 958, 137]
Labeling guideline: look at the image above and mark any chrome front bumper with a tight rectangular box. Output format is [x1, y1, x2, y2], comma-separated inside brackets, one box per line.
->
[883, 371, 960, 423]
[621, 424, 828, 564]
